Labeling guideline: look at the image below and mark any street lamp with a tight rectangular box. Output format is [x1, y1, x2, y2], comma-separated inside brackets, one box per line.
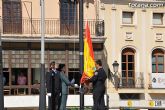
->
[112, 61, 119, 87]
[112, 60, 119, 74]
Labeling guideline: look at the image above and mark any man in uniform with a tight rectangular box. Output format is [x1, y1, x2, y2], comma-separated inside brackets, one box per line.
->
[89, 60, 107, 110]
[46, 61, 61, 110]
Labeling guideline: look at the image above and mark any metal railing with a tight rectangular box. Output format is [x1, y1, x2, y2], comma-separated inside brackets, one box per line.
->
[112, 72, 144, 88]
[1, 18, 104, 37]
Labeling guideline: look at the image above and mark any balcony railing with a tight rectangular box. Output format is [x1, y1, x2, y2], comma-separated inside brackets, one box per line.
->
[2, 18, 104, 37]
[113, 72, 144, 88]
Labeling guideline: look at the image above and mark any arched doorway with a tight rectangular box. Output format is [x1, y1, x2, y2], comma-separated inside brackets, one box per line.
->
[152, 48, 165, 73]
[121, 48, 135, 88]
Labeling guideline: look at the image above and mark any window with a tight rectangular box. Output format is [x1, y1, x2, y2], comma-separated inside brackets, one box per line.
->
[3, 68, 9, 86]
[153, 13, 164, 25]
[121, 48, 135, 87]
[11, 68, 28, 85]
[122, 12, 134, 24]
[119, 93, 140, 100]
[152, 49, 165, 73]
[68, 68, 80, 94]
[31, 68, 40, 94]
[31, 68, 40, 84]
[3, 0, 22, 34]
[68, 68, 93, 94]
[60, 0, 78, 35]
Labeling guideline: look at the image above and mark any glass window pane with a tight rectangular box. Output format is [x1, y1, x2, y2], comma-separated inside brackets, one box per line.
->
[68, 68, 80, 87]
[122, 55, 126, 62]
[60, 2, 77, 25]
[128, 55, 134, 62]
[153, 13, 163, 25]
[128, 79, 134, 87]
[32, 68, 40, 84]
[3, 1, 22, 34]
[3, 68, 9, 86]
[122, 71, 126, 77]
[158, 64, 164, 73]
[128, 71, 134, 77]
[122, 78, 127, 87]
[152, 64, 156, 73]
[152, 56, 156, 63]
[158, 56, 164, 64]
[122, 12, 133, 24]
[128, 63, 134, 70]
[122, 63, 126, 70]
[11, 68, 28, 85]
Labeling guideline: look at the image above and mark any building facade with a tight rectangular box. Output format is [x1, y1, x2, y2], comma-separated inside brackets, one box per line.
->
[0, 0, 105, 108]
[102, 0, 165, 110]
[1, 0, 165, 110]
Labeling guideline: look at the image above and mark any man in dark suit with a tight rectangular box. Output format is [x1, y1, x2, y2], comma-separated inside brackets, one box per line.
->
[89, 60, 107, 110]
[46, 61, 61, 110]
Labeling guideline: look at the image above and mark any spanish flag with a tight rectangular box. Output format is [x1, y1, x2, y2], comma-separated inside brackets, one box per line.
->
[80, 22, 96, 84]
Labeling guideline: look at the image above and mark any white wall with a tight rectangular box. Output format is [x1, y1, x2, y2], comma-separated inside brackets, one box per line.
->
[4, 95, 107, 108]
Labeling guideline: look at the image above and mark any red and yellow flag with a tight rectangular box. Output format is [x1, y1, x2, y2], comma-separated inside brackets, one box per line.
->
[80, 22, 96, 84]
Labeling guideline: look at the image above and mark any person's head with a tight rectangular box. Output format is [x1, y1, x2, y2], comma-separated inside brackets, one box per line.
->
[50, 61, 56, 70]
[95, 59, 102, 69]
[55, 63, 59, 69]
[58, 64, 66, 72]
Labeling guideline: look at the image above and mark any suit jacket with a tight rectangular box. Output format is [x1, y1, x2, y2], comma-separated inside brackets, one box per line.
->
[90, 68, 107, 92]
[46, 70, 62, 93]
[60, 71, 72, 95]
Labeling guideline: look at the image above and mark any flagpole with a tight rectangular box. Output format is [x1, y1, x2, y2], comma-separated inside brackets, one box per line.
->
[79, 0, 84, 109]
[0, 16, 4, 110]
[39, 0, 46, 109]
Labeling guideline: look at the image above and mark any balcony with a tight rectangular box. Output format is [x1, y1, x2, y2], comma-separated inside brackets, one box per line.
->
[1, 18, 104, 38]
[113, 72, 144, 89]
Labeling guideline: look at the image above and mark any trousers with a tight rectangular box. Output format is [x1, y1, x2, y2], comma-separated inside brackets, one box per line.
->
[48, 92, 61, 110]
[60, 94, 68, 110]
[92, 87, 105, 110]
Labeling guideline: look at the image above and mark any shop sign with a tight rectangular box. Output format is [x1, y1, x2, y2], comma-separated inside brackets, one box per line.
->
[151, 73, 165, 88]
[149, 100, 165, 107]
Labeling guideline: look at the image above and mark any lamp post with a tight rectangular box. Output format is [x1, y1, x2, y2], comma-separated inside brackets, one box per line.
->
[39, 0, 46, 109]
[112, 61, 119, 87]
[112, 61, 119, 75]
[0, 17, 4, 110]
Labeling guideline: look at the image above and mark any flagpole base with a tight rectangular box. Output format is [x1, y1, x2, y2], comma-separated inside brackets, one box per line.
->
[80, 85, 84, 110]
